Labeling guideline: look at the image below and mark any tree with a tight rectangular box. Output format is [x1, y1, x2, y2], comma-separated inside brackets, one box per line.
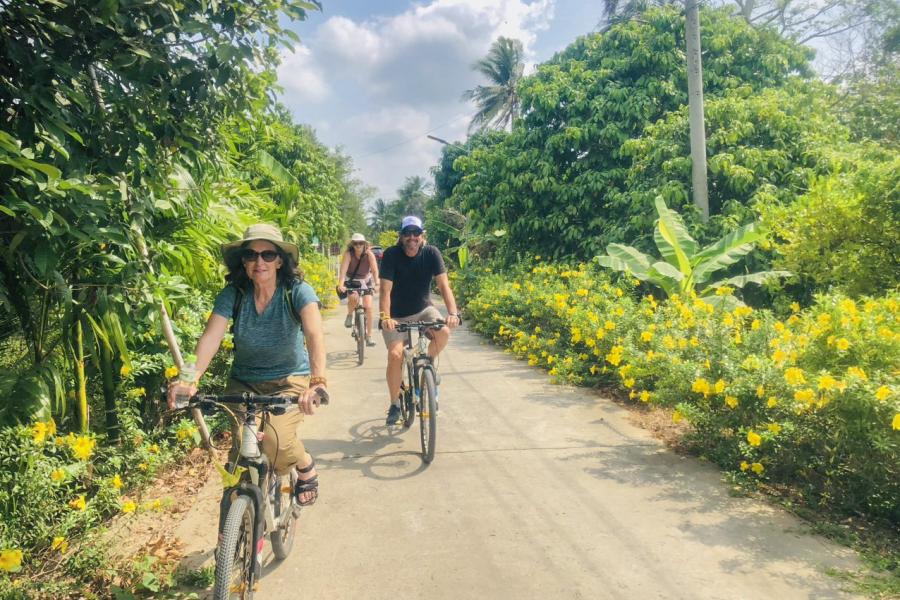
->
[451, 7, 812, 262]
[462, 37, 525, 132]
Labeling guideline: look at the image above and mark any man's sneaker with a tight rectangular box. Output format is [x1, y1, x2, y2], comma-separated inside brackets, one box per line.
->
[385, 404, 401, 426]
[366, 337, 376, 347]
[344, 314, 352, 328]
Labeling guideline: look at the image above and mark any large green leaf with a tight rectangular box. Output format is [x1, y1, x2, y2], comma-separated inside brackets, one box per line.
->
[653, 196, 697, 276]
[595, 243, 653, 279]
[256, 149, 300, 187]
[703, 270, 792, 292]
[691, 223, 764, 285]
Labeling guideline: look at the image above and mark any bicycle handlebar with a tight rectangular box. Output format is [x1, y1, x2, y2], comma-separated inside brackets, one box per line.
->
[189, 387, 330, 407]
[393, 320, 447, 332]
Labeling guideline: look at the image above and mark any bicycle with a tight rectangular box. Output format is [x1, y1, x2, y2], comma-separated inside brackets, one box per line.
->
[394, 321, 445, 463]
[183, 388, 328, 600]
[345, 280, 374, 365]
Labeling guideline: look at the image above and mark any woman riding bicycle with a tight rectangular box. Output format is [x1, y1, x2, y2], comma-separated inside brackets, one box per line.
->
[167, 223, 327, 506]
[336, 232, 379, 347]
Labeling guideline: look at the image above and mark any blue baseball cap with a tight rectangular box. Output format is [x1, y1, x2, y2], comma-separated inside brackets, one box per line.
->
[400, 215, 424, 233]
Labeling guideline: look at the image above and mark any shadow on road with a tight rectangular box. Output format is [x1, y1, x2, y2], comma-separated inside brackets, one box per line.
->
[306, 418, 430, 480]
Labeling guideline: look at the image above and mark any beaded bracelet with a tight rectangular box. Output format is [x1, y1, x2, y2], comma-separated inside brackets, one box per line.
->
[309, 375, 327, 387]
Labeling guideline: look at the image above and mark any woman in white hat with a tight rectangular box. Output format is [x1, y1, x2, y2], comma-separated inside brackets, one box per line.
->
[168, 223, 328, 506]
[336, 232, 380, 346]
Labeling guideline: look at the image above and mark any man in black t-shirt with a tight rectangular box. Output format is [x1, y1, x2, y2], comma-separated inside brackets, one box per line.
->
[379, 216, 460, 425]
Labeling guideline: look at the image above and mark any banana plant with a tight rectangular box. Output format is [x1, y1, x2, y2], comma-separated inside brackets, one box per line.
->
[596, 197, 790, 307]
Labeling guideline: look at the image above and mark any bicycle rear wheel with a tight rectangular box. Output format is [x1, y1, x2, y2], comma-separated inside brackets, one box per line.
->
[419, 367, 438, 463]
[270, 473, 298, 560]
[355, 310, 365, 365]
[213, 495, 255, 600]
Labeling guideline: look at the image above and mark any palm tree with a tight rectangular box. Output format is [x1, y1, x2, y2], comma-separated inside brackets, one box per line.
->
[462, 37, 525, 132]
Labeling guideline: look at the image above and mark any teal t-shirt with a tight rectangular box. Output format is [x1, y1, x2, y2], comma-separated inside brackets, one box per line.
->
[212, 281, 319, 382]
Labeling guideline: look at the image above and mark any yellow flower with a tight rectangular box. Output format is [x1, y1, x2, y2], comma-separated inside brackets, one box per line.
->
[119, 364, 132, 377]
[662, 335, 676, 349]
[893, 414, 900, 430]
[784, 367, 806, 386]
[756, 385, 765, 398]
[875, 386, 892, 401]
[767, 397, 778, 408]
[640, 390, 651, 402]
[138, 462, 148, 471]
[692, 378, 711, 395]
[771, 349, 788, 363]
[790, 302, 801, 313]
[714, 379, 726, 394]
[767, 423, 782, 434]
[725, 395, 739, 409]
[846, 366, 868, 381]
[604, 320, 616, 330]
[71, 436, 95, 461]
[51, 537, 68, 553]
[715, 286, 733, 296]
[615, 288, 624, 297]
[221, 338, 234, 351]
[750, 462, 765, 475]
[576, 288, 588, 297]
[839, 299, 857, 314]
[164, 365, 179, 379]
[835, 338, 850, 351]
[817, 375, 839, 391]
[672, 410, 682, 423]
[121, 500, 137, 514]
[51, 468, 66, 483]
[740, 461, 749, 471]
[148, 443, 160, 454]
[640, 331, 653, 342]
[0, 549, 23, 573]
[31, 421, 50, 445]
[751, 319, 761, 330]
[112, 474, 123, 490]
[794, 389, 815, 403]
[623, 378, 635, 389]
[69, 495, 86, 511]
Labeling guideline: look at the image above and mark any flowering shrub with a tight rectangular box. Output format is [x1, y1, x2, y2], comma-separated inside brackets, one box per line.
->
[462, 261, 900, 522]
[301, 252, 338, 308]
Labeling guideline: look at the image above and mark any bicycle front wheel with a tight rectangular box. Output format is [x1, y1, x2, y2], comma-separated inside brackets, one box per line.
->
[214, 495, 255, 600]
[270, 473, 298, 560]
[355, 310, 365, 365]
[400, 363, 415, 428]
[419, 367, 438, 463]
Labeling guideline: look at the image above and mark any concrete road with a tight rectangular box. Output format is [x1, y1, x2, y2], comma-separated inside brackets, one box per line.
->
[188, 300, 862, 599]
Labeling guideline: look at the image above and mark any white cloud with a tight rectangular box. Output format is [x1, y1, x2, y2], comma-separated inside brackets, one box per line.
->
[276, 45, 330, 104]
[278, 0, 555, 199]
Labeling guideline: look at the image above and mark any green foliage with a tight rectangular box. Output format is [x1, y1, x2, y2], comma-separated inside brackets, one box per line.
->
[619, 82, 849, 248]
[449, 6, 813, 261]
[462, 36, 525, 132]
[762, 146, 900, 297]
[596, 198, 789, 306]
[460, 262, 900, 524]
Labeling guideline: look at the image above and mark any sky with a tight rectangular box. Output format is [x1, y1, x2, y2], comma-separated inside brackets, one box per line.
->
[276, 0, 607, 205]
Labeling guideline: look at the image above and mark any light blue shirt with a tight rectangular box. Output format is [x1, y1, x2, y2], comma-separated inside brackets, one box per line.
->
[212, 281, 319, 382]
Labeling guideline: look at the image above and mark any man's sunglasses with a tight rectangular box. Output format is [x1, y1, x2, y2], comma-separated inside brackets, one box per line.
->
[241, 249, 280, 263]
[401, 230, 423, 238]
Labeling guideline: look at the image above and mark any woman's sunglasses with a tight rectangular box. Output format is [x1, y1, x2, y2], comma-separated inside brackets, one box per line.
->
[241, 249, 280, 263]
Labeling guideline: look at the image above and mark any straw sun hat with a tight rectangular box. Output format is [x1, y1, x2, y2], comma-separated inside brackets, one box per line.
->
[221, 224, 299, 263]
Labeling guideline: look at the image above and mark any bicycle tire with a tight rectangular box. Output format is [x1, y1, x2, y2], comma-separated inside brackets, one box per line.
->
[419, 367, 438, 463]
[213, 495, 255, 600]
[355, 310, 365, 365]
[401, 364, 416, 428]
[269, 473, 297, 560]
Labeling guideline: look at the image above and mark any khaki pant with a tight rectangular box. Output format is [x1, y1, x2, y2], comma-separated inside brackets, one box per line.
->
[224, 375, 308, 475]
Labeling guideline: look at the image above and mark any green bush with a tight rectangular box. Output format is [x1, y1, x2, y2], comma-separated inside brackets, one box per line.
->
[461, 262, 900, 523]
[762, 147, 900, 297]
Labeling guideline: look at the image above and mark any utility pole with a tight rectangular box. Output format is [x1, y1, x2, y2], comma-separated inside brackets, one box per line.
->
[685, 0, 709, 221]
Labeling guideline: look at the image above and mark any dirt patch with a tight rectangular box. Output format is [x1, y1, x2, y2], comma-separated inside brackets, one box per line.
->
[596, 384, 693, 451]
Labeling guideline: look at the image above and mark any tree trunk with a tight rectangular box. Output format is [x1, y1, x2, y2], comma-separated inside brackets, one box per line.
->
[99, 330, 119, 442]
[73, 317, 89, 433]
[685, 0, 710, 221]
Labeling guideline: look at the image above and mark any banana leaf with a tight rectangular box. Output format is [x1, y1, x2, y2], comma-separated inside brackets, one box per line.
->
[595, 244, 653, 279]
[691, 223, 763, 286]
[653, 196, 697, 276]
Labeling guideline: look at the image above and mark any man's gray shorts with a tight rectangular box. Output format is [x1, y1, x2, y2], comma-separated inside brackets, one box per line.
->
[381, 305, 443, 347]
